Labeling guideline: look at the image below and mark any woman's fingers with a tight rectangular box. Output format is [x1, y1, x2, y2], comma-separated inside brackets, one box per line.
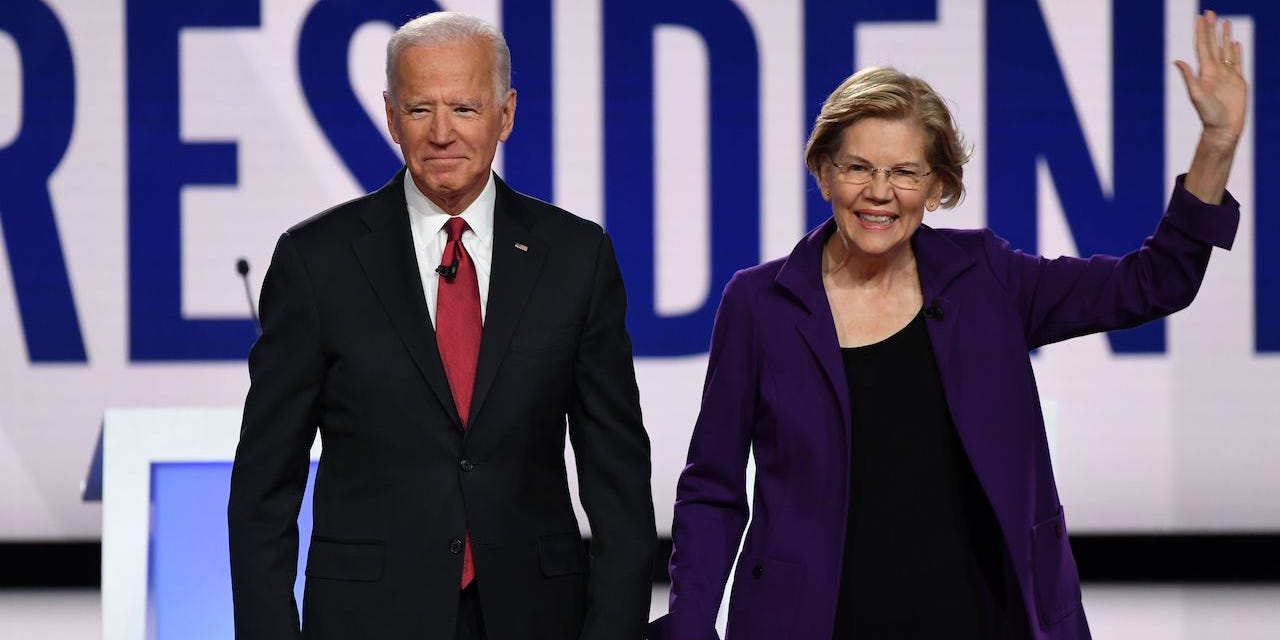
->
[1195, 12, 1214, 66]
[1174, 60, 1197, 98]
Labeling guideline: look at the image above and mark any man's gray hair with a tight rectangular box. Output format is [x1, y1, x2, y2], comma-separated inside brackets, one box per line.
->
[385, 11, 511, 103]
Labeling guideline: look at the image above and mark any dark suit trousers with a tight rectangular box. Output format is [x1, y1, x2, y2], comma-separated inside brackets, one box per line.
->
[456, 583, 488, 640]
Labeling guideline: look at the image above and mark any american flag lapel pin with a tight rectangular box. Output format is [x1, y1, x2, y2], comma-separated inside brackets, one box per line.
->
[514, 242, 528, 252]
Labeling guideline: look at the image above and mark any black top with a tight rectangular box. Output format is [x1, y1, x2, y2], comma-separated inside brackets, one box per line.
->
[830, 312, 1011, 639]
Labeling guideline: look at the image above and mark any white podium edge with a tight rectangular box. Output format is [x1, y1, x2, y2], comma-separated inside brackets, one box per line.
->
[101, 407, 320, 640]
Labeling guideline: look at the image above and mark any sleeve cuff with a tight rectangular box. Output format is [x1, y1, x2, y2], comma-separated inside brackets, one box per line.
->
[1166, 173, 1241, 250]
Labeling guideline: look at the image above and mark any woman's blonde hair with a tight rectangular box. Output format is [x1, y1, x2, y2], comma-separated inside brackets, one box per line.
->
[805, 67, 971, 209]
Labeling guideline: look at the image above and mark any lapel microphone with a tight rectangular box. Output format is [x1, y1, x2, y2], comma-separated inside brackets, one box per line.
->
[436, 257, 460, 281]
[923, 299, 944, 320]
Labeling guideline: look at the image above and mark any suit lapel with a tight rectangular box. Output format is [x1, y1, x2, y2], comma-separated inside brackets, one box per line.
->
[911, 225, 975, 385]
[352, 170, 462, 429]
[468, 178, 547, 426]
[775, 220, 851, 448]
[774, 221, 979, 453]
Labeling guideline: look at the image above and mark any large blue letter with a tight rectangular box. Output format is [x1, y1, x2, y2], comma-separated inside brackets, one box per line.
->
[298, 0, 435, 193]
[1213, 0, 1278, 352]
[501, 0, 555, 202]
[0, 1, 85, 362]
[127, 1, 260, 360]
[987, 0, 1167, 353]
[603, 0, 761, 356]
[300, 0, 555, 199]
[803, 0, 938, 231]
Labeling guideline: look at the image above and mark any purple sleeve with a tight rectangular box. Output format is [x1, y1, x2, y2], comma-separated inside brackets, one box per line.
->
[649, 272, 759, 640]
[982, 175, 1240, 349]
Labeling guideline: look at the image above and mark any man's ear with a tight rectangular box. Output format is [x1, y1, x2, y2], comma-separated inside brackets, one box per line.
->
[499, 89, 517, 142]
[383, 91, 401, 145]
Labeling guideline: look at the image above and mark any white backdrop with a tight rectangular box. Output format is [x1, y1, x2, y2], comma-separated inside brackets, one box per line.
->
[0, 0, 1274, 540]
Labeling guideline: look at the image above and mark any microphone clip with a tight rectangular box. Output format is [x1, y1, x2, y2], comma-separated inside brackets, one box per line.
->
[436, 260, 459, 280]
[923, 300, 944, 320]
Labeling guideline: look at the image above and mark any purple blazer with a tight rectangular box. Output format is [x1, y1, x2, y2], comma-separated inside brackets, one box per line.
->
[649, 178, 1239, 640]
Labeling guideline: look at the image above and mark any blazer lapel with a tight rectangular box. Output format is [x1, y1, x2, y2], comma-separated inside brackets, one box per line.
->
[775, 220, 851, 448]
[468, 178, 547, 426]
[772, 221, 979, 453]
[911, 225, 975, 384]
[352, 170, 463, 429]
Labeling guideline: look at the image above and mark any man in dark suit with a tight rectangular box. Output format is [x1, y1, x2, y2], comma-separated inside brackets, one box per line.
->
[227, 11, 656, 640]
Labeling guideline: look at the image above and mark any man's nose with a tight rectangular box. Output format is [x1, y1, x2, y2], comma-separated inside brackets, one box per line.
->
[428, 113, 455, 145]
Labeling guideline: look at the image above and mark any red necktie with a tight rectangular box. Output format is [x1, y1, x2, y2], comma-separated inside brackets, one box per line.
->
[436, 216, 481, 589]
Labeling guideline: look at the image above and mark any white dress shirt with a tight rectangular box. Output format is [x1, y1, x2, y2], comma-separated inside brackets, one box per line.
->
[405, 171, 495, 326]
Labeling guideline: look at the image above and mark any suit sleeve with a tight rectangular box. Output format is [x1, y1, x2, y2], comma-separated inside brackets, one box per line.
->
[567, 232, 659, 640]
[227, 232, 323, 640]
[986, 175, 1240, 349]
[648, 272, 757, 640]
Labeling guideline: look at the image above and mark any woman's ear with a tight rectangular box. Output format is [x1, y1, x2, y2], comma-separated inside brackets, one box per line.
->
[817, 169, 832, 201]
[926, 180, 943, 211]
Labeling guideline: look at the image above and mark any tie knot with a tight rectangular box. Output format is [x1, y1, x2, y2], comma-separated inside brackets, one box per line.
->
[443, 217, 469, 242]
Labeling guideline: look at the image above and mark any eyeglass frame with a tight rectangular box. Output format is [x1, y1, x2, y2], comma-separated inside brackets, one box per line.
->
[828, 157, 936, 191]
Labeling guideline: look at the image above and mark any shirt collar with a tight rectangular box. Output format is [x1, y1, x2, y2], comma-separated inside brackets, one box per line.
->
[403, 170, 496, 243]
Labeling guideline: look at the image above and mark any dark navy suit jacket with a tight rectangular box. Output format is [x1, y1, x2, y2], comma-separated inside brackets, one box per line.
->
[229, 171, 657, 640]
[650, 177, 1239, 640]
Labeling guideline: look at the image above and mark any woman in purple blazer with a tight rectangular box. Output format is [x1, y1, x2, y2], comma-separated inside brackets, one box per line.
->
[649, 11, 1245, 640]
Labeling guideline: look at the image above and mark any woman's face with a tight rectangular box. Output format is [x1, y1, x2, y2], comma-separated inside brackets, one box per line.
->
[818, 117, 942, 264]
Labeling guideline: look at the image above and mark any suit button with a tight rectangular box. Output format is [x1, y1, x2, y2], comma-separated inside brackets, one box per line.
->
[752, 564, 764, 579]
[460, 459, 476, 473]
[449, 538, 464, 554]
[1055, 523, 1065, 538]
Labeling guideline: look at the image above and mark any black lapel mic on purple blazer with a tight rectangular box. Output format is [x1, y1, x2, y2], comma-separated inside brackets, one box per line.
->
[923, 299, 944, 320]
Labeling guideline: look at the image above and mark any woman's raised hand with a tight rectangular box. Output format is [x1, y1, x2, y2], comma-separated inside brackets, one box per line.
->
[1175, 10, 1248, 148]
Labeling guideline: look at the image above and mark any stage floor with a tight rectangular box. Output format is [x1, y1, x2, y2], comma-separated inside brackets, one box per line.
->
[4, 584, 1279, 638]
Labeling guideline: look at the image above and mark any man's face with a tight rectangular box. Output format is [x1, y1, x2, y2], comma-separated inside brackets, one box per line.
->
[384, 38, 515, 214]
